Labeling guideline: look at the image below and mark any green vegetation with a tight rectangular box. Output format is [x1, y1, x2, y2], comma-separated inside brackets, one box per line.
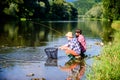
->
[74, 0, 120, 20]
[0, 0, 78, 20]
[85, 3, 103, 18]
[102, 0, 120, 21]
[49, 0, 78, 20]
[87, 0, 120, 79]
[1, 0, 120, 20]
[73, 0, 101, 15]
[112, 21, 120, 31]
[87, 30, 120, 80]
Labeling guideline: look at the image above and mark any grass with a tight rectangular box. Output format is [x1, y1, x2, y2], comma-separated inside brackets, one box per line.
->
[111, 21, 120, 31]
[87, 30, 120, 80]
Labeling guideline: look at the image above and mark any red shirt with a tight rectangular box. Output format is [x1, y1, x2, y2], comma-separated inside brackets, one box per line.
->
[77, 34, 86, 53]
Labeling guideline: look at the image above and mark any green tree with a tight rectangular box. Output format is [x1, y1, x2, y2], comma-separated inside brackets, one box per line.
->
[73, 0, 97, 15]
[102, 0, 120, 21]
[50, 1, 78, 20]
[85, 3, 103, 18]
[0, 0, 78, 20]
[0, 0, 13, 19]
[0, 0, 50, 19]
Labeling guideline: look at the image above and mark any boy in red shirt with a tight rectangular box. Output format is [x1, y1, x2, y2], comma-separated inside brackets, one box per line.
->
[75, 29, 86, 57]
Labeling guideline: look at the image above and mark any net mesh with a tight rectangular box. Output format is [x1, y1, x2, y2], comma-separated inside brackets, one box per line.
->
[44, 47, 58, 59]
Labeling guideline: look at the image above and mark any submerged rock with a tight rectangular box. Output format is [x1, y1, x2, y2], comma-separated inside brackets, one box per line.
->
[31, 78, 46, 80]
[26, 73, 34, 77]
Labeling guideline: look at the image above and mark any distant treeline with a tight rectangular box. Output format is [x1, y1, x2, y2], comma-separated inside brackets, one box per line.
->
[1, 0, 120, 21]
[74, 0, 120, 21]
[0, 0, 78, 20]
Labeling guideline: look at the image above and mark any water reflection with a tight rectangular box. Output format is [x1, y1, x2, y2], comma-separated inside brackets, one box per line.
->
[59, 58, 85, 80]
[100, 21, 115, 44]
[44, 58, 57, 66]
[0, 20, 78, 47]
[0, 20, 112, 48]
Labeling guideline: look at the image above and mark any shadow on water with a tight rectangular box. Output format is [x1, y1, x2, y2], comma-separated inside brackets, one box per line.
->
[0, 19, 113, 80]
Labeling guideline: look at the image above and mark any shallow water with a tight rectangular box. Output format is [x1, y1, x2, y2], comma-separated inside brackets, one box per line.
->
[0, 19, 105, 80]
[0, 37, 102, 80]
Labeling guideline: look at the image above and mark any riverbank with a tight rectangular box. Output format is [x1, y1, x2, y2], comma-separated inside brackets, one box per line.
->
[87, 21, 120, 80]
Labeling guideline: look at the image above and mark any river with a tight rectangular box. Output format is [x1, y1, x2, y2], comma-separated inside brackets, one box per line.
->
[0, 19, 112, 80]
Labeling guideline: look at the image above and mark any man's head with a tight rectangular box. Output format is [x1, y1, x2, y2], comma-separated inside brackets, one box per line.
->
[65, 32, 73, 40]
[75, 29, 82, 37]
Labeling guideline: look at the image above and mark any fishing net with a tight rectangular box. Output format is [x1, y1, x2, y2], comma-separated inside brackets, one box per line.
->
[44, 47, 58, 59]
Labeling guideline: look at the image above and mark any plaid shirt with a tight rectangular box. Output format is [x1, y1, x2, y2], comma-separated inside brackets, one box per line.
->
[67, 38, 81, 54]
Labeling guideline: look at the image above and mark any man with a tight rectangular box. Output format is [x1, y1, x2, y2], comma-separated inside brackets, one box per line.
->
[75, 29, 86, 57]
[59, 32, 81, 59]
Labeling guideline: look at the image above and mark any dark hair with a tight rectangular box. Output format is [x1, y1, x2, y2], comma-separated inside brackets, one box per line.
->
[76, 29, 82, 34]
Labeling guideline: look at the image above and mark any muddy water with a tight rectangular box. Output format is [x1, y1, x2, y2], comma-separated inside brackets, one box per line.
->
[0, 20, 108, 80]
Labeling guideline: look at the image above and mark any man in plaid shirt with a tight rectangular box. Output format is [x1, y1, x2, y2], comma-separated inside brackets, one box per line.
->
[59, 32, 81, 59]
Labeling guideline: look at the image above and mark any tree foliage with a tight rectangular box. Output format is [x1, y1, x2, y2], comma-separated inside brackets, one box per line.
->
[85, 3, 103, 18]
[50, 1, 77, 20]
[0, 0, 78, 20]
[102, 0, 120, 21]
[73, 0, 100, 15]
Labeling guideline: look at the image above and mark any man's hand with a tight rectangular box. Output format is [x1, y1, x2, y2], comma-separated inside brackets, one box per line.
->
[59, 46, 68, 50]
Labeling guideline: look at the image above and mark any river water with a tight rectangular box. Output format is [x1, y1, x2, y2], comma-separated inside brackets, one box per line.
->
[0, 19, 112, 80]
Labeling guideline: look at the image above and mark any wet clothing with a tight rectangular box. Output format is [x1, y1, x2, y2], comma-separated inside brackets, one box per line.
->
[77, 34, 86, 53]
[66, 38, 81, 55]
